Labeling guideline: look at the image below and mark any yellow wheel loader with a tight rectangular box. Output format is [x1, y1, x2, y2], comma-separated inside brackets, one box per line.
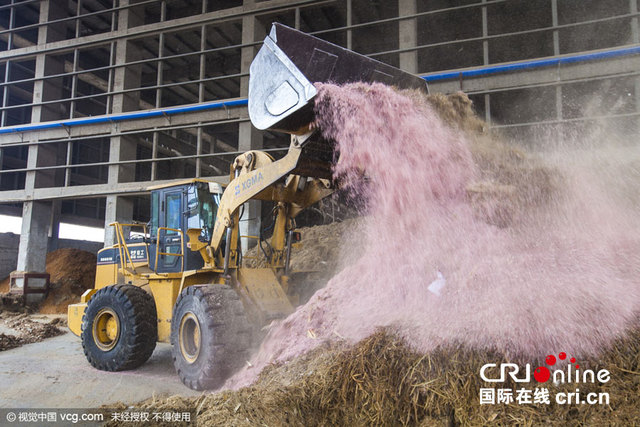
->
[68, 23, 428, 390]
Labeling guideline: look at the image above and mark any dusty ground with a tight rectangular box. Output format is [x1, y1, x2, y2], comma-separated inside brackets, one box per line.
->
[0, 311, 65, 351]
[0, 267, 198, 409]
[0, 330, 199, 408]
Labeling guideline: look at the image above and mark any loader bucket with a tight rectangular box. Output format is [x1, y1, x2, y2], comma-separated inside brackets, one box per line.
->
[248, 23, 428, 134]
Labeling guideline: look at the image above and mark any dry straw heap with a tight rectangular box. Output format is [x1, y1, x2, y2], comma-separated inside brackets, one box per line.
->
[106, 327, 640, 426]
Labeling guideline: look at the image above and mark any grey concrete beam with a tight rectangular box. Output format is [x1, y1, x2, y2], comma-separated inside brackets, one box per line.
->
[4, 52, 633, 146]
[0, 201, 107, 228]
[0, 176, 228, 203]
[58, 214, 105, 228]
[0, 26, 34, 49]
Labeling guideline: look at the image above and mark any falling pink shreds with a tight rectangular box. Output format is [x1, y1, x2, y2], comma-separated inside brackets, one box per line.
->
[226, 82, 640, 389]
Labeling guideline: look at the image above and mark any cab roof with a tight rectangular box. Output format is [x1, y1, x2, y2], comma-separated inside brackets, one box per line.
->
[148, 177, 227, 191]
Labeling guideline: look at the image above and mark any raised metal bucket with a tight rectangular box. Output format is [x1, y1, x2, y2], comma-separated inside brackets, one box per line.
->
[248, 23, 428, 134]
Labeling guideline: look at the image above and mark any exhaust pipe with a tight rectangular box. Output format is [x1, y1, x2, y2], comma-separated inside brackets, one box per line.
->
[248, 23, 428, 134]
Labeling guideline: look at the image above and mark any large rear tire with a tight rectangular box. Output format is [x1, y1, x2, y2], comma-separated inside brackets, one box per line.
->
[171, 285, 252, 390]
[81, 284, 157, 371]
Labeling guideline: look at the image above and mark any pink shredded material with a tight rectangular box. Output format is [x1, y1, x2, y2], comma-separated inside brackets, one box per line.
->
[228, 82, 640, 389]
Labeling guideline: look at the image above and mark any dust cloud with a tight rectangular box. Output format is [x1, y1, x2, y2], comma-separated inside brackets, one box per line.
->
[229, 82, 640, 388]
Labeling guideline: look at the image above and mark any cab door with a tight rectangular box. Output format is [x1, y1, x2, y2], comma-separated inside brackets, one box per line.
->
[149, 188, 186, 274]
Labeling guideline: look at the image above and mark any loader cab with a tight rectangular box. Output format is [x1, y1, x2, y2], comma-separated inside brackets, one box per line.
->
[148, 180, 223, 273]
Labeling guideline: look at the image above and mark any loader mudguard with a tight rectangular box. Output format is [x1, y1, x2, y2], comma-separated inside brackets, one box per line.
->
[68, 302, 87, 337]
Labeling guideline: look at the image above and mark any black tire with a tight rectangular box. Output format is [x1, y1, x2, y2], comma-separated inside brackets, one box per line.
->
[81, 284, 157, 371]
[171, 285, 252, 390]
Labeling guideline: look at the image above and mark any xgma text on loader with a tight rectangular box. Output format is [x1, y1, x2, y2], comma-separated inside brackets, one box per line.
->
[67, 23, 428, 391]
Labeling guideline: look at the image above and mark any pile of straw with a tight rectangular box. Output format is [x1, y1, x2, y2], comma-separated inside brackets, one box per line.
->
[108, 326, 640, 426]
[423, 91, 560, 228]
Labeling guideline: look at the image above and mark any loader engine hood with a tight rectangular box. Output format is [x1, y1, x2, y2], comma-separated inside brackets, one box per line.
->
[248, 23, 428, 134]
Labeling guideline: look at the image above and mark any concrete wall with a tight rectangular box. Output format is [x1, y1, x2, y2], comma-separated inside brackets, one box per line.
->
[0, 235, 18, 282]
[0, 233, 103, 280]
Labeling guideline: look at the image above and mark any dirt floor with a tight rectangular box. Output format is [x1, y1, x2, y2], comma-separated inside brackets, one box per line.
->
[0, 293, 198, 409]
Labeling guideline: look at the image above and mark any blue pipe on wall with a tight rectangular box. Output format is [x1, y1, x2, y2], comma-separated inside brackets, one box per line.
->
[1, 45, 639, 135]
[422, 45, 640, 82]
[0, 98, 249, 134]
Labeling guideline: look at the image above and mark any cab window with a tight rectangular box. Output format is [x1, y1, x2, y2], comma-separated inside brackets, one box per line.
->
[165, 193, 181, 234]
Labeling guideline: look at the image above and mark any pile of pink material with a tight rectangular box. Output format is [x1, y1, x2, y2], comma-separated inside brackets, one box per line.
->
[230, 82, 640, 388]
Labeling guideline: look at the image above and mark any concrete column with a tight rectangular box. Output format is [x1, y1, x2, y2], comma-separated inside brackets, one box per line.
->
[346, 0, 352, 50]
[482, 0, 489, 66]
[484, 94, 491, 126]
[552, 0, 563, 138]
[17, 0, 67, 274]
[239, 0, 264, 95]
[17, 202, 51, 272]
[551, 0, 560, 55]
[196, 17, 207, 177]
[47, 200, 61, 252]
[482, 0, 491, 126]
[239, 2, 264, 251]
[30, 0, 65, 188]
[630, 0, 640, 118]
[103, 0, 143, 246]
[238, 123, 264, 251]
[398, 0, 417, 73]
[103, 195, 134, 245]
[632, 0, 640, 43]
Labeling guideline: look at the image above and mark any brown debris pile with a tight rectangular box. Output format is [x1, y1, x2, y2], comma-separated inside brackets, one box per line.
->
[0, 311, 65, 351]
[244, 219, 363, 303]
[424, 91, 487, 134]
[244, 219, 359, 272]
[0, 333, 23, 351]
[419, 91, 561, 228]
[40, 248, 96, 314]
[109, 326, 639, 426]
[467, 134, 559, 228]
[0, 248, 96, 314]
[0, 277, 8, 294]
[286, 218, 362, 273]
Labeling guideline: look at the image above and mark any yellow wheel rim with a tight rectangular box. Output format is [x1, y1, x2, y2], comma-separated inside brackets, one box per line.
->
[179, 312, 201, 364]
[92, 308, 120, 351]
